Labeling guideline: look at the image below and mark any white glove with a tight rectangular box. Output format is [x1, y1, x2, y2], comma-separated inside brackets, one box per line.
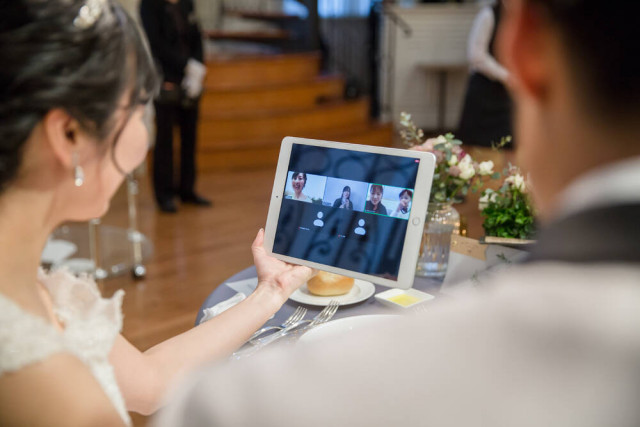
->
[182, 58, 206, 98]
[182, 74, 201, 99]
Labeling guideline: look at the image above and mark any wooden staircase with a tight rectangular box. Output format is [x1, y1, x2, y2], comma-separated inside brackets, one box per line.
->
[197, 52, 392, 172]
[204, 29, 291, 44]
[204, 3, 308, 51]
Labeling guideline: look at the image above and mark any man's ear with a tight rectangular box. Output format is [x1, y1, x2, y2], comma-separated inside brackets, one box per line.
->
[41, 109, 79, 170]
[498, 0, 551, 100]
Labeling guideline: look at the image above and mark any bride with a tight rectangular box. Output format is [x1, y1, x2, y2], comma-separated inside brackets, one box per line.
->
[0, 1, 314, 425]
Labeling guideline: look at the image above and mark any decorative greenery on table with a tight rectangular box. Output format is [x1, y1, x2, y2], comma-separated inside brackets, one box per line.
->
[479, 166, 535, 239]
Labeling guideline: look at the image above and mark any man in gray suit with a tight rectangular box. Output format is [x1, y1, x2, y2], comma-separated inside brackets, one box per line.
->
[155, 1, 640, 425]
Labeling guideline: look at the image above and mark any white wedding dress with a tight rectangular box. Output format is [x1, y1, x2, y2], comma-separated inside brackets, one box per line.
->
[0, 269, 130, 425]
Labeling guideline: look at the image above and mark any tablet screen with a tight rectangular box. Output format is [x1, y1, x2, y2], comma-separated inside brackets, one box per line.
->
[272, 143, 421, 280]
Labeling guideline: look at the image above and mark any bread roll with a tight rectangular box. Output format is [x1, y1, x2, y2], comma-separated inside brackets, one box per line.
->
[307, 271, 355, 296]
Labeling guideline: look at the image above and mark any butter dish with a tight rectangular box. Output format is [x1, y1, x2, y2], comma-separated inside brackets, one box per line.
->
[375, 288, 435, 309]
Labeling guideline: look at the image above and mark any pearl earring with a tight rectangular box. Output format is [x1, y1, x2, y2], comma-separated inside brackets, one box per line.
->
[73, 152, 84, 187]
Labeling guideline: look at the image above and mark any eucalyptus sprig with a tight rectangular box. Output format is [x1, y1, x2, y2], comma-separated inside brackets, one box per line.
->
[399, 112, 424, 147]
[491, 135, 513, 151]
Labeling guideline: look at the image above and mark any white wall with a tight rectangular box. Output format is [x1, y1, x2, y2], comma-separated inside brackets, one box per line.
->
[381, 3, 486, 133]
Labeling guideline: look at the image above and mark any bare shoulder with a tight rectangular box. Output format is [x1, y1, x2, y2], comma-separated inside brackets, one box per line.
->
[0, 352, 125, 427]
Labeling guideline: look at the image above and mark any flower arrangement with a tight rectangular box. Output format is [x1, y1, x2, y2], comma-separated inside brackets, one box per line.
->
[399, 112, 499, 203]
[479, 165, 535, 239]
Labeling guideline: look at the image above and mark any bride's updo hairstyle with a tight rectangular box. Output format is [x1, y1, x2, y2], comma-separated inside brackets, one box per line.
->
[0, 0, 158, 193]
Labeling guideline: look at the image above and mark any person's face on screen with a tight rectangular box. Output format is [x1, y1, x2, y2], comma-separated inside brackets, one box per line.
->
[399, 193, 411, 209]
[370, 188, 382, 206]
[291, 174, 306, 194]
[342, 189, 350, 199]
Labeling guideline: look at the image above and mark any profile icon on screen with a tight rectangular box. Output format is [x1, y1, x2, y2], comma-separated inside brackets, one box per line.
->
[354, 219, 366, 236]
[332, 186, 353, 210]
[313, 211, 325, 227]
[364, 185, 387, 215]
[390, 189, 413, 219]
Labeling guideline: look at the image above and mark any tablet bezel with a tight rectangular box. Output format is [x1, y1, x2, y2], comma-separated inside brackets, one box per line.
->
[264, 136, 436, 289]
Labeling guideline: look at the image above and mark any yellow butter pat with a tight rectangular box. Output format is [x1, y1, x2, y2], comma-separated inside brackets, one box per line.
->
[388, 294, 421, 307]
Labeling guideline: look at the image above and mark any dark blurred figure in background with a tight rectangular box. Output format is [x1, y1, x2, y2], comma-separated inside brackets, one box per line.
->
[458, 0, 514, 148]
[140, 0, 211, 213]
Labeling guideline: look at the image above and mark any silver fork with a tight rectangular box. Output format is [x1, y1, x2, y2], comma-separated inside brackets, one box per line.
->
[251, 300, 340, 346]
[233, 301, 340, 359]
[249, 306, 307, 341]
[285, 299, 340, 340]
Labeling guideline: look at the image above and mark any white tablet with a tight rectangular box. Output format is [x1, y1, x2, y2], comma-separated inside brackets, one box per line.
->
[264, 137, 436, 289]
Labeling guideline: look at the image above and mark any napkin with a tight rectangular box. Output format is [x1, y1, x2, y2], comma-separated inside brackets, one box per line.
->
[224, 277, 258, 295]
[441, 244, 528, 296]
[199, 292, 246, 324]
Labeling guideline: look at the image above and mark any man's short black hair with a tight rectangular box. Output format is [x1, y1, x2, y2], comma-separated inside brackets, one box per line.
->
[527, 0, 640, 121]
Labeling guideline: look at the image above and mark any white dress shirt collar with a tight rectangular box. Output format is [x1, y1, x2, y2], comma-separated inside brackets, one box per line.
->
[553, 155, 640, 221]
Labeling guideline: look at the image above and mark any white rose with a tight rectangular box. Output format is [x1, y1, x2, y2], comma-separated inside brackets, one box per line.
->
[459, 154, 472, 165]
[478, 189, 497, 210]
[478, 160, 494, 176]
[513, 174, 526, 192]
[448, 154, 458, 166]
[506, 173, 527, 192]
[400, 112, 411, 126]
[436, 135, 447, 144]
[458, 156, 475, 180]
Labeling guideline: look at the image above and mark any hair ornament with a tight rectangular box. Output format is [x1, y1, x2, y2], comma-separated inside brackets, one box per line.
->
[73, 0, 107, 29]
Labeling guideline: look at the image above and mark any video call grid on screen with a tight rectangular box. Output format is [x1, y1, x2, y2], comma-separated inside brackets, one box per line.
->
[273, 143, 421, 280]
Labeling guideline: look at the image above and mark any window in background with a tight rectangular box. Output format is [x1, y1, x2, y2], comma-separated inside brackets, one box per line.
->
[284, 0, 372, 18]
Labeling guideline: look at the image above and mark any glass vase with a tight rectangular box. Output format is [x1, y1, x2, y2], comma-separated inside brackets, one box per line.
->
[415, 202, 460, 279]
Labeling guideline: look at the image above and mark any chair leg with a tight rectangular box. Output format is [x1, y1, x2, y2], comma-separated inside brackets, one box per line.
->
[127, 175, 146, 279]
[89, 218, 108, 282]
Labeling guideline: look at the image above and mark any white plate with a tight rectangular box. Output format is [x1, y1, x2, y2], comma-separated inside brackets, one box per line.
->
[298, 314, 397, 344]
[289, 279, 375, 307]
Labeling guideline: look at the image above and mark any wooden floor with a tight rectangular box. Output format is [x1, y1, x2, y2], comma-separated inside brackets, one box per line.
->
[101, 169, 273, 348]
[97, 144, 511, 425]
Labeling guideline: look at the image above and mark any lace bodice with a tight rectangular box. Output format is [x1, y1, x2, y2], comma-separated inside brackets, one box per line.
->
[0, 269, 130, 425]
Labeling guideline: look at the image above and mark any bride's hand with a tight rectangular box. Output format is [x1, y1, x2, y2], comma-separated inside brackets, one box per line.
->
[251, 229, 316, 302]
